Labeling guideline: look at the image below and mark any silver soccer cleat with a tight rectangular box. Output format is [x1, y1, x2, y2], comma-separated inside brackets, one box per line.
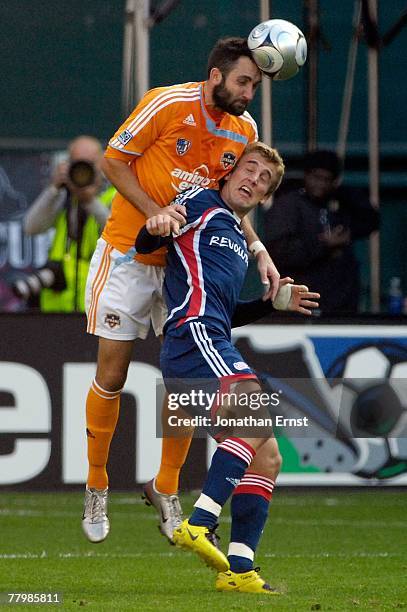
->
[142, 479, 183, 543]
[82, 486, 110, 543]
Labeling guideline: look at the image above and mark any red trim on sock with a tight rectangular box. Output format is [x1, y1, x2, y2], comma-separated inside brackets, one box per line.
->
[218, 440, 253, 466]
[233, 472, 275, 502]
[233, 484, 272, 501]
[227, 437, 256, 457]
[218, 437, 256, 467]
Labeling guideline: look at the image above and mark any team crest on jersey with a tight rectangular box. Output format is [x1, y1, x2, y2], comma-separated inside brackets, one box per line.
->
[220, 151, 237, 170]
[176, 138, 191, 156]
[117, 129, 133, 145]
[104, 314, 121, 329]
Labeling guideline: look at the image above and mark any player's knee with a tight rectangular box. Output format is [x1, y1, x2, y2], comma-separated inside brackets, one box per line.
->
[234, 379, 262, 397]
[95, 369, 126, 393]
[271, 450, 283, 477]
[263, 447, 283, 479]
[96, 338, 132, 391]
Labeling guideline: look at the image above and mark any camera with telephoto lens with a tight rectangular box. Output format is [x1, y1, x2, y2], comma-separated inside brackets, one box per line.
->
[68, 160, 96, 188]
[12, 261, 66, 302]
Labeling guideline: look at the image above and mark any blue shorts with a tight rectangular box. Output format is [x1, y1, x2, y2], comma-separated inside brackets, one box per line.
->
[161, 320, 255, 385]
[161, 321, 259, 440]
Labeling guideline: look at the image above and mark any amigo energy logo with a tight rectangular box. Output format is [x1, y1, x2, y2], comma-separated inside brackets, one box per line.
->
[171, 164, 217, 193]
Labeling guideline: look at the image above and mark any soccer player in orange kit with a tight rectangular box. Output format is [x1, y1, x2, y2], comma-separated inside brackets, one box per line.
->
[82, 37, 280, 543]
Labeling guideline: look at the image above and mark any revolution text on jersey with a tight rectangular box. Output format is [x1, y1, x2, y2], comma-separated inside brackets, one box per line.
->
[163, 186, 249, 338]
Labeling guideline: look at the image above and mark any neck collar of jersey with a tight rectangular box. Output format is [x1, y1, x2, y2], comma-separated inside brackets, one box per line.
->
[218, 193, 242, 224]
[200, 84, 249, 145]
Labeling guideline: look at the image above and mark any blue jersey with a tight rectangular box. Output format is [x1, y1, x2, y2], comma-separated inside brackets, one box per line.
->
[164, 186, 248, 338]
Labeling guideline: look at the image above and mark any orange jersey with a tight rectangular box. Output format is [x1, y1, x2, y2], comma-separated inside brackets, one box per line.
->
[102, 81, 258, 265]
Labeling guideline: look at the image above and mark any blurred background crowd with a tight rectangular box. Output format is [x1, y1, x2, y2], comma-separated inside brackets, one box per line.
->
[1, 0, 406, 316]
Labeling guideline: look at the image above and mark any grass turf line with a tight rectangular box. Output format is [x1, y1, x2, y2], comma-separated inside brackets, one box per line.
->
[0, 491, 406, 610]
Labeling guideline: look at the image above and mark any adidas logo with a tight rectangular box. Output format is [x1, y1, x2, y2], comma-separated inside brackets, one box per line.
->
[226, 477, 241, 486]
[183, 113, 196, 126]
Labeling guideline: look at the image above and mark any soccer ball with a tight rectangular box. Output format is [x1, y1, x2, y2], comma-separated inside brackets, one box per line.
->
[328, 342, 407, 479]
[247, 18, 307, 80]
[258, 340, 407, 480]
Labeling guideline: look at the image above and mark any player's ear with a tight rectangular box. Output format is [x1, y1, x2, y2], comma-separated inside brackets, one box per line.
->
[210, 67, 223, 85]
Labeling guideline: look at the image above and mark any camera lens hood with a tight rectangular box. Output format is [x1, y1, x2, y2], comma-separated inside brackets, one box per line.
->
[68, 160, 95, 188]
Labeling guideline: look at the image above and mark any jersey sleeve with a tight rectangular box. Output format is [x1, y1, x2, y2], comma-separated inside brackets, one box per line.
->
[242, 111, 258, 143]
[105, 86, 174, 160]
[231, 299, 275, 328]
[135, 225, 171, 253]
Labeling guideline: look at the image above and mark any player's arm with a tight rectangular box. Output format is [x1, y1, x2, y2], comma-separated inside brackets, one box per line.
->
[239, 117, 281, 300]
[102, 157, 158, 218]
[231, 298, 275, 327]
[101, 157, 186, 225]
[231, 277, 320, 327]
[241, 215, 280, 301]
[135, 226, 170, 253]
[135, 213, 182, 253]
[102, 87, 186, 224]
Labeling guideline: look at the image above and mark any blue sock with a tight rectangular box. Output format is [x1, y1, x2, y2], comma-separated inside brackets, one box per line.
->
[228, 493, 270, 573]
[189, 439, 254, 529]
[188, 507, 217, 529]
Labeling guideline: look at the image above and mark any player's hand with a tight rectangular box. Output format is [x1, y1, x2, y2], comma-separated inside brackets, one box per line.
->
[289, 284, 320, 315]
[256, 251, 280, 301]
[158, 204, 186, 227]
[146, 214, 180, 237]
[273, 277, 320, 315]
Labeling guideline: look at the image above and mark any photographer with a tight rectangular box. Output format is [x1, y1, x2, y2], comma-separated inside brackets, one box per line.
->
[21, 135, 113, 312]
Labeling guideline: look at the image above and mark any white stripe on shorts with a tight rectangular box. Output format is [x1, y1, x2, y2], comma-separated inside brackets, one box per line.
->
[195, 322, 233, 375]
[189, 321, 225, 377]
[190, 321, 232, 377]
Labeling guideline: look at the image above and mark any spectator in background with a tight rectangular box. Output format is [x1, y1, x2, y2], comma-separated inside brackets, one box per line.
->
[263, 150, 380, 313]
[22, 135, 114, 312]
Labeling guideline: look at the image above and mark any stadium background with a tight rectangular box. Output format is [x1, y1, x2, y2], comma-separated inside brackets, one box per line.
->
[1, 0, 406, 304]
[0, 4, 406, 609]
[1, 1, 407, 490]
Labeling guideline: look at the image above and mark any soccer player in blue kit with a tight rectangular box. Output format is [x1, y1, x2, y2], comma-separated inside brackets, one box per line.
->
[136, 142, 319, 595]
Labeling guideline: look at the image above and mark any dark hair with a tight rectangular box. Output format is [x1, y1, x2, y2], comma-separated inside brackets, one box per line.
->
[207, 37, 255, 78]
[303, 150, 343, 179]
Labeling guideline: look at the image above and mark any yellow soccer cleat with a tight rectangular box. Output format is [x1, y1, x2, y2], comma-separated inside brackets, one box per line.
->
[172, 519, 229, 572]
[216, 568, 281, 595]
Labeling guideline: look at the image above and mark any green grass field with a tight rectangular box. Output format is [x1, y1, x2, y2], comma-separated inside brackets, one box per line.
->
[0, 490, 406, 610]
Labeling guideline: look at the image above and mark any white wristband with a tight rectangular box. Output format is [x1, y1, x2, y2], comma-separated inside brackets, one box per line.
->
[273, 284, 293, 310]
[248, 240, 267, 257]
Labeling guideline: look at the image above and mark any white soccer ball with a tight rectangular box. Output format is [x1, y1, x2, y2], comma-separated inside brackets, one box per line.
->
[329, 343, 407, 479]
[248, 18, 307, 80]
